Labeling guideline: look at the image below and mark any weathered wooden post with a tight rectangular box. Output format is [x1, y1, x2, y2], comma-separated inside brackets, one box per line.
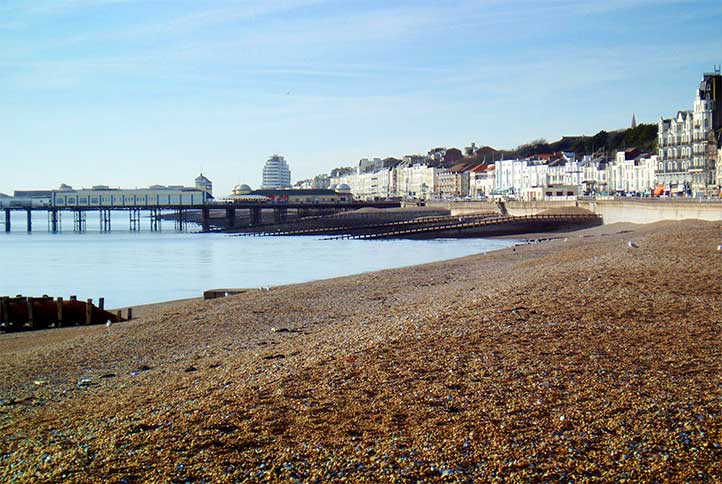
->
[27, 297, 34, 329]
[70, 295, 77, 301]
[127, 307, 133, 321]
[86, 298, 93, 324]
[0, 296, 7, 323]
[116, 310, 122, 321]
[4, 209, 10, 232]
[99, 297, 105, 311]
[26, 209, 32, 233]
[56, 297, 64, 327]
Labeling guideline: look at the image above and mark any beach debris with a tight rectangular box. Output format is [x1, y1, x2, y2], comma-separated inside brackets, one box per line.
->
[262, 354, 285, 360]
[184, 366, 198, 372]
[76, 378, 95, 388]
[130, 365, 152, 376]
[271, 327, 290, 333]
[628, 241, 639, 249]
[106, 320, 112, 327]
[100, 373, 116, 379]
[33, 380, 46, 386]
[717, 244, 722, 252]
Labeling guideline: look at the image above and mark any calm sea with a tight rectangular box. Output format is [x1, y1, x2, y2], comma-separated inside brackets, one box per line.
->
[0, 210, 515, 308]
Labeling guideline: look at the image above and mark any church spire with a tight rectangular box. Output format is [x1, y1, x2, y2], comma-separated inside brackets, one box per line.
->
[631, 113, 637, 129]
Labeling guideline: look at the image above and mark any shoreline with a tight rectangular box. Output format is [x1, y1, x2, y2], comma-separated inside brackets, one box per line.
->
[1, 219, 720, 481]
[109, 225, 618, 315]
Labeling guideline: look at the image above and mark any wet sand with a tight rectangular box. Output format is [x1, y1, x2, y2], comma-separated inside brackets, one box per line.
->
[1, 220, 721, 482]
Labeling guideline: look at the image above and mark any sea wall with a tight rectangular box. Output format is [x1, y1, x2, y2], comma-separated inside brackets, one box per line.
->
[426, 199, 722, 224]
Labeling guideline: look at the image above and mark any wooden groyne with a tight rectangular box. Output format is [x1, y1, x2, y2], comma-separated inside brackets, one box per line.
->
[325, 213, 603, 240]
[238, 212, 499, 237]
[0, 295, 128, 332]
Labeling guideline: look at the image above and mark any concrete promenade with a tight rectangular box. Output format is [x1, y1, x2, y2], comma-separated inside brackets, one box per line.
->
[428, 198, 722, 224]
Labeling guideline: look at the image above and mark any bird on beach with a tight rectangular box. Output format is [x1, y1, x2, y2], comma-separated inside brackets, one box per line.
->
[628, 241, 639, 249]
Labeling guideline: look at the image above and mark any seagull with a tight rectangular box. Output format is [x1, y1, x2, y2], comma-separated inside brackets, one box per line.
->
[628, 241, 639, 249]
[106, 320, 112, 327]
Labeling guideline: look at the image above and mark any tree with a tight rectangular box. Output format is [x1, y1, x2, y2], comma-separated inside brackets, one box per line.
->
[443, 148, 464, 166]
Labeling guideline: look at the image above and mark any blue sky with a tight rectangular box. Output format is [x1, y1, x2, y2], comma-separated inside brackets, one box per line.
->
[1, 0, 720, 197]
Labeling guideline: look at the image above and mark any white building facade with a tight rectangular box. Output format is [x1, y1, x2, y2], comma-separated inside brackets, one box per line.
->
[262, 154, 292, 189]
[658, 73, 722, 195]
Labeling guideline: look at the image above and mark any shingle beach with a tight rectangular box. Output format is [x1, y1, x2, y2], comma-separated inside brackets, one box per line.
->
[1, 220, 721, 483]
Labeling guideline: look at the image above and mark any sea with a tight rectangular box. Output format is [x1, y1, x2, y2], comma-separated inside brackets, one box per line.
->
[0, 210, 516, 308]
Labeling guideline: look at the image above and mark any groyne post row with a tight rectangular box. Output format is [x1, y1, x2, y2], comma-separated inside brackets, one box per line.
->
[0, 295, 130, 332]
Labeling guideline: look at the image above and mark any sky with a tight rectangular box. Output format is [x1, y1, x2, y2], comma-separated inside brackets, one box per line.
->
[1, 0, 721, 197]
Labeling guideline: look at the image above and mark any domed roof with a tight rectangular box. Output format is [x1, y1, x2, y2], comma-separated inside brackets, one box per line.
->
[336, 183, 351, 191]
[232, 184, 253, 195]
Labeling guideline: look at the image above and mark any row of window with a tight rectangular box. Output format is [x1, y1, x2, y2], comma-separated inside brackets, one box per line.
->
[53, 194, 203, 206]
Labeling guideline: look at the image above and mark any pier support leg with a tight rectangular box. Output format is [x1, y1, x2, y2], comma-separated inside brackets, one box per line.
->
[129, 209, 141, 231]
[250, 207, 262, 226]
[100, 209, 111, 232]
[174, 209, 187, 231]
[49, 209, 59, 233]
[201, 207, 210, 233]
[26, 209, 32, 233]
[273, 207, 287, 224]
[4, 209, 10, 232]
[73, 210, 86, 232]
[150, 209, 161, 231]
[225, 208, 236, 229]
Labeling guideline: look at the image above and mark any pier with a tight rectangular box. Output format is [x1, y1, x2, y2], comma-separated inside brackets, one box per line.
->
[0, 201, 400, 233]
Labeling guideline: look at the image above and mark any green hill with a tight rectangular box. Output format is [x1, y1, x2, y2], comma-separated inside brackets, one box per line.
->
[511, 124, 658, 158]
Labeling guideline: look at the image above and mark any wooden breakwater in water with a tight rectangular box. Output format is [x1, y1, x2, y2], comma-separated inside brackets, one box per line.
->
[0, 295, 129, 332]
[325, 213, 603, 240]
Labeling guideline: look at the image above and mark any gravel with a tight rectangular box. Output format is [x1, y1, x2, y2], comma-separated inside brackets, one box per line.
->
[1, 219, 720, 482]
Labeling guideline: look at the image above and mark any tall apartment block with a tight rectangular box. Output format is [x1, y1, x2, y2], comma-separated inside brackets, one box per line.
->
[658, 71, 722, 195]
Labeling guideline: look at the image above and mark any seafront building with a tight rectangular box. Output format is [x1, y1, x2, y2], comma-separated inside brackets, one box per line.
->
[2, 176, 213, 208]
[194, 173, 213, 197]
[261, 155, 292, 189]
[309, 72, 722, 201]
[658, 71, 722, 195]
[468, 164, 496, 198]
